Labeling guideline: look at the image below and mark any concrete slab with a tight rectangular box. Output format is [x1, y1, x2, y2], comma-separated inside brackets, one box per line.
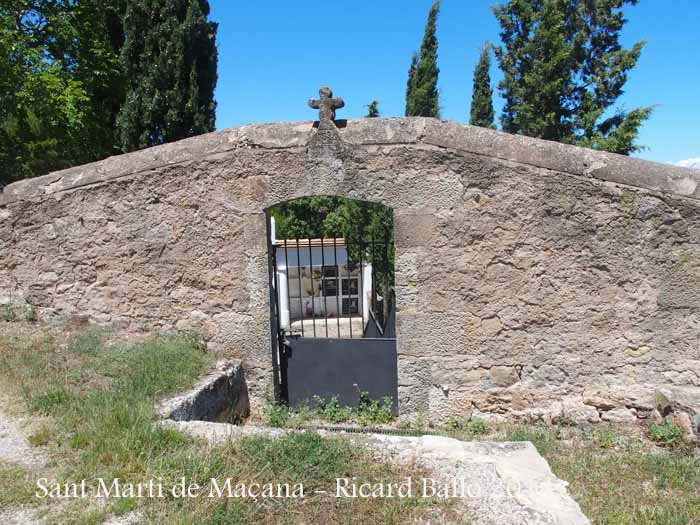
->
[164, 421, 589, 525]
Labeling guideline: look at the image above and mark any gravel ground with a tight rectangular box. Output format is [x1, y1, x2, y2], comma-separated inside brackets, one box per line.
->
[0, 410, 46, 470]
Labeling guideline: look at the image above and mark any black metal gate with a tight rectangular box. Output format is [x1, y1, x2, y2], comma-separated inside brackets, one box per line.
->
[266, 212, 397, 412]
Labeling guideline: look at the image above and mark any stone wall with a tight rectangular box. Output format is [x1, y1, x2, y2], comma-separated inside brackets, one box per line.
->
[1, 117, 699, 422]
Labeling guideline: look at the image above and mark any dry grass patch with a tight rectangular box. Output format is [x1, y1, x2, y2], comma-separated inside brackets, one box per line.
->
[0, 461, 36, 510]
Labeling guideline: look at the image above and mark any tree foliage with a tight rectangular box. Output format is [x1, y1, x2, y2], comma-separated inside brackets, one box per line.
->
[365, 100, 380, 118]
[270, 197, 395, 306]
[470, 44, 495, 128]
[0, 0, 126, 185]
[117, 0, 218, 152]
[405, 0, 440, 118]
[493, 0, 651, 155]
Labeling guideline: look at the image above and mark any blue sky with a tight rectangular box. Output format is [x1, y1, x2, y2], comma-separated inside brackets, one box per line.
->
[209, 0, 699, 166]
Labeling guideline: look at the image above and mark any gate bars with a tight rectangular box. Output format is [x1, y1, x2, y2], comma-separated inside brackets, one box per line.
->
[271, 235, 392, 340]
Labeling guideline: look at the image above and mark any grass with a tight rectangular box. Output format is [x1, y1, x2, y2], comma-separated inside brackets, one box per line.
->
[490, 424, 699, 525]
[0, 461, 36, 509]
[0, 326, 457, 524]
[3, 324, 697, 524]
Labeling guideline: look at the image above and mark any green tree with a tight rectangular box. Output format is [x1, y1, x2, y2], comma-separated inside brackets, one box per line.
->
[470, 44, 495, 128]
[0, 0, 126, 185]
[493, 0, 651, 155]
[405, 1, 440, 118]
[117, 0, 218, 152]
[365, 100, 380, 118]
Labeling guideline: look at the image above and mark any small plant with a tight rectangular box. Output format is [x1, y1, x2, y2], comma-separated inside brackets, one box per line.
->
[1, 301, 37, 322]
[1, 304, 17, 322]
[506, 425, 553, 454]
[264, 402, 291, 428]
[357, 392, 393, 426]
[21, 303, 37, 322]
[592, 428, 618, 449]
[446, 416, 468, 431]
[315, 396, 353, 424]
[28, 425, 54, 447]
[649, 421, 684, 448]
[445, 416, 489, 435]
[466, 418, 489, 435]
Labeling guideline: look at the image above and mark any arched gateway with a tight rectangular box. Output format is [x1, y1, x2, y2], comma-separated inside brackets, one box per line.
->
[1, 88, 699, 422]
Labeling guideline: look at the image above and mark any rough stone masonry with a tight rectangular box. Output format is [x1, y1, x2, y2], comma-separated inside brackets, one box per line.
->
[1, 114, 700, 424]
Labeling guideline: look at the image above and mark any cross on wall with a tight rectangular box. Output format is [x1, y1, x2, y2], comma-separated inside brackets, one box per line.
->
[308, 87, 344, 128]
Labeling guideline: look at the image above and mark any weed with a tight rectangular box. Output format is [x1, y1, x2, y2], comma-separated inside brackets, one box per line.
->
[592, 428, 618, 449]
[1, 304, 17, 322]
[0, 328, 454, 523]
[649, 421, 684, 448]
[445, 417, 489, 435]
[66, 327, 105, 356]
[28, 424, 54, 447]
[0, 301, 37, 322]
[505, 425, 552, 454]
[264, 393, 395, 428]
[357, 392, 393, 426]
[264, 402, 291, 427]
[315, 396, 353, 423]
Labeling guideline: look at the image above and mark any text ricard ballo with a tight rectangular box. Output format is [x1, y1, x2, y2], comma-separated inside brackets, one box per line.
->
[36, 476, 481, 500]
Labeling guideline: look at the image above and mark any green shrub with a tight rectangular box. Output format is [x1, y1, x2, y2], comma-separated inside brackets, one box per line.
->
[357, 392, 393, 426]
[264, 402, 291, 428]
[1, 304, 17, 322]
[466, 418, 489, 435]
[649, 421, 684, 448]
[445, 416, 468, 431]
[315, 396, 353, 424]
[1, 302, 37, 322]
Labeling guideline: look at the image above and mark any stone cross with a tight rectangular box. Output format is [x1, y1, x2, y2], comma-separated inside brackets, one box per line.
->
[308, 87, 344, 128]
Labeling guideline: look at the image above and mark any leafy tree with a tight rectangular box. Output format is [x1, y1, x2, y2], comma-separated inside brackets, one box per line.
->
[118, 0, 218, 152]
[365, 100, 380, 118]
[470, 44, 495, 128]
[405, 1, 440, 118]
[0, 0, 126, 185]
[493, 0, 651, 155]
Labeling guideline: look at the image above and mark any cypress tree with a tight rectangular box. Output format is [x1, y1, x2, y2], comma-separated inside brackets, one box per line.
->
[405, 1, 440, 118]
[118, 0, 218, 152]
[405, 53, 418, 114]
[493, 0, 651, 155]
[470, 44, 495, 128]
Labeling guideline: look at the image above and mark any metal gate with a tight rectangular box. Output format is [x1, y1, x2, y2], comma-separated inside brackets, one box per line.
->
[266, 213, 397, 412]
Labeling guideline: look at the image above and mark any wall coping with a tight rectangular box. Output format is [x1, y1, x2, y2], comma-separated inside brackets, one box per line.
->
[2, 117, 698, 206]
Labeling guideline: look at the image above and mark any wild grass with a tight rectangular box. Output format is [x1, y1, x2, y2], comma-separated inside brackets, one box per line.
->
[487, 423, 699, 525]
[0, 327, 457, 524]
[0, 461, 36, 509]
